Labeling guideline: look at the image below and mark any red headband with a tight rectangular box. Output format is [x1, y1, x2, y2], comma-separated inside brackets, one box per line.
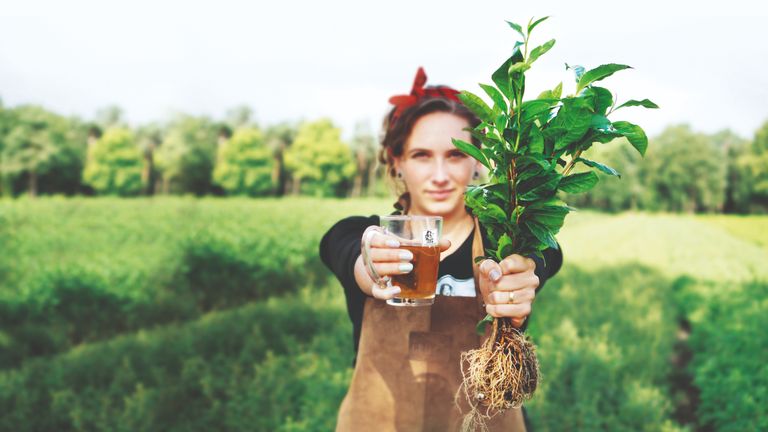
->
[388, 66, 461, 128]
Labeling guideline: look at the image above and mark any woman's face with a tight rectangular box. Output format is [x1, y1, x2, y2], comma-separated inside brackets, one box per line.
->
[395, 111, 480, 217]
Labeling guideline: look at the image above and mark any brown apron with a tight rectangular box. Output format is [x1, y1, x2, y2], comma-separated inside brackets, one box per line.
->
[336, 218, 526, 432]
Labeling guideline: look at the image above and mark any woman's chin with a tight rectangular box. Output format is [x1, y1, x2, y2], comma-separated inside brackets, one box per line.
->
[419, 197, 464, 216]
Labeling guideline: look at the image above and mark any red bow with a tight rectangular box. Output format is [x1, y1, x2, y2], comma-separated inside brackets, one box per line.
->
[388, 67, 461, 127]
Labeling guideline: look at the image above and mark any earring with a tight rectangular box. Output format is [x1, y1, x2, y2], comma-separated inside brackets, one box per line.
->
[397, 171, 403, 179]
[473, 171, 479, 180]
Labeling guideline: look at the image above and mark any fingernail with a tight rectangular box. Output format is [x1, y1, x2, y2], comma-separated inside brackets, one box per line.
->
[398, 263, 413, 273]
[489, 269, 501, 282]
[386, 239, 400, 248]
[393, 286, 401, 294]
[399, 250, 413, 261]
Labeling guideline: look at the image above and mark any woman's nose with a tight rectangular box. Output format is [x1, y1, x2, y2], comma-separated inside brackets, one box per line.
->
[431, 160, 449, 185]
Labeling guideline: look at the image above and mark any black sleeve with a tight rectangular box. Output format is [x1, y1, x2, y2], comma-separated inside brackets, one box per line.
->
[520, 243, 563, 333]
[318, 215, 378, 355]
[529, 243, 563, 295]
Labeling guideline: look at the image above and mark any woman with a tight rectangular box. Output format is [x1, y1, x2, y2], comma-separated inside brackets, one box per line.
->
[319, 67, 563, 431]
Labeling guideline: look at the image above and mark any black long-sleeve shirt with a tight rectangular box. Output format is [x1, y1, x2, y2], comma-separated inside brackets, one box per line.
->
[319, 215, 563, 356]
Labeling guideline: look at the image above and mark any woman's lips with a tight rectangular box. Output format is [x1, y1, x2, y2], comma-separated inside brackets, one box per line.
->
[426, 189, 454, 200]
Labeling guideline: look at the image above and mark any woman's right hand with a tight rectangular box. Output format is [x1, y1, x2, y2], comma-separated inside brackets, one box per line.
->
[360, 226, 413, 299]
[359, 225, 451, 300]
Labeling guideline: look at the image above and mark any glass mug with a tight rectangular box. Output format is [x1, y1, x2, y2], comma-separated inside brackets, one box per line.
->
[379, 215, 443, 306]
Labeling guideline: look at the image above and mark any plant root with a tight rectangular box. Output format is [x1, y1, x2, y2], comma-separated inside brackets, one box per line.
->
[456, 318, 539, 431]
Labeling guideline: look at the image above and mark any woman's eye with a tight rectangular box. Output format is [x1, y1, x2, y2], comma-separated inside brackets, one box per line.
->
[449, 151, 467, 159]
[412, 152, 428, 158]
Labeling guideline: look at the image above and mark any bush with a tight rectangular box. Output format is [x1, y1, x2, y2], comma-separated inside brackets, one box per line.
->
[0, 298, 352, 432]
[526, 264, 683, 431]
[687, 280, 768, 432]
[0, 198, 370, 368]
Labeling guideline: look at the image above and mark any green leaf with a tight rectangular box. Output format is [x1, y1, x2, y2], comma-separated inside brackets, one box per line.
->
[518, 171, 561, 201]
[528, 39, 556, 64]
[612, 121, 648, 156]
[457, 91, 494, 124]
[479, 83, 508, 112]
[485, 183, 508, 201]
[527, 16, 549, 34]
[525, 220, 558, 249]
[528, 128, 544, 154]
[615, 99, 659, 110]
[481, 147, 498, 165]
[509, 62, 531, 74]
[506, 20, 525, 38]
[492, 49, 524, 99]
[548, 99, 592, 149]
[590, 115, 612, 132]
[494, 113, 508, 136]
[476, 314, 494, 335]
[587, 87, 613, 115]
[527, 197, 568, 209]
[497, 233, 515, 257]
[485, 203, 507, 224]
[559, 171, 599, 193]
[552, 82, 563, 99]
[576, 63, 632, 93]
[592, 130, 623, 144]
[526, 206, 569, 233]
[521, 100, 555, 123]
[538, 89, 554, 100]
[465, 185, 485, 210]
[452, 138, 491, 169]
[577, 157, 621, 177]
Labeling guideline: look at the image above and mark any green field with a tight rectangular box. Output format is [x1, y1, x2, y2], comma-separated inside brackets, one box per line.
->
[0, 198, 764, 431]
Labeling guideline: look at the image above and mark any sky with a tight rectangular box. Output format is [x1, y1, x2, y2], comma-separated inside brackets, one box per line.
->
[1, 0, 768, 141]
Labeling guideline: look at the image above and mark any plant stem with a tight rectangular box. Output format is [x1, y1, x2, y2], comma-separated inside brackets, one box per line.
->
[562, 149, 583, 176]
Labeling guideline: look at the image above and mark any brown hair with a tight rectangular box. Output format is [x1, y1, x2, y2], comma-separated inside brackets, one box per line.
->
[379, 96, 481, 213]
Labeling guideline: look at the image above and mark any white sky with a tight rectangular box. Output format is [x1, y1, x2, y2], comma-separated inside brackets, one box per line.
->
[1, 0, 767, 141]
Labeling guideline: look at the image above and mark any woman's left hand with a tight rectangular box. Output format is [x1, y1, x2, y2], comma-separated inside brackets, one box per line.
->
[477, 254, 539, 328]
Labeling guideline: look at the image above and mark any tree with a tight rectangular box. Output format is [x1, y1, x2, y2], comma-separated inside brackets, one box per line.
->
[349, 121, 378, 197]
[265, 122, 298, 197]
[154, 115, 219, 195]
[571, 138, 650, 212]
[646, 125, 726, 213]
[0, 106, 83, 197]
[284, 119, 355, 197]
[213, 127, 274, 196]
[711, 129, 751, 213]
[745, 120, 768, 210]
[136, 123, 163, 195]
[0, 101, 10, 196]
[82, 128, 144, 195]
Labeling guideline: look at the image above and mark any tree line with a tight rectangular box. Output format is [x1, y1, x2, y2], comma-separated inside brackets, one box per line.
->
[0, 103, 380, 198]
[0, 99, 766, 213]
[571, 124, 768, 213]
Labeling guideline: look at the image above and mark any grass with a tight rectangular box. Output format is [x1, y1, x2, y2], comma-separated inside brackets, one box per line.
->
[557, 211, 768, 283]
[0, 198, 764, 431]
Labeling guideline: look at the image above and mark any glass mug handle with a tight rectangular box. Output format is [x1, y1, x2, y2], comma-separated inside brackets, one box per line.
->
[362, 227, 389, 287]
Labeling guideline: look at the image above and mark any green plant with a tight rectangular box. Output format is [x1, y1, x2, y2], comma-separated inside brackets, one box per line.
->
[452, 17, 658, 429]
